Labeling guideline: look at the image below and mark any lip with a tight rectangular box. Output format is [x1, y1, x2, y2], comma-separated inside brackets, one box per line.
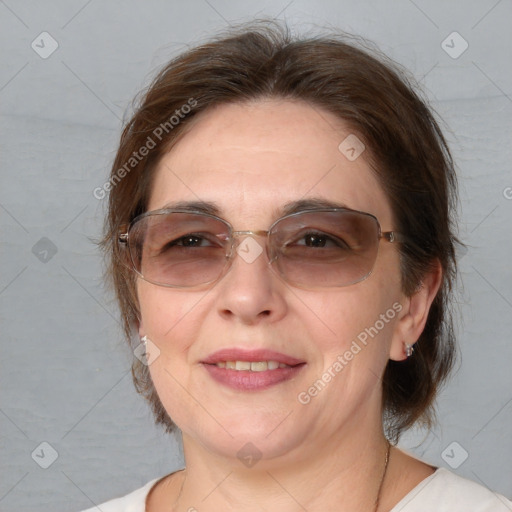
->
[201, 348, 305, 366]
[201, 348, 306, 391]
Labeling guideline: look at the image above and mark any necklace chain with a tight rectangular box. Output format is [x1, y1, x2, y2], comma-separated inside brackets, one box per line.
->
[374, 441, 391, 512]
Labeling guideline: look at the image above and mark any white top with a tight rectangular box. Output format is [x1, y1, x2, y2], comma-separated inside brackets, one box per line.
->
[79, 468, 512, 511]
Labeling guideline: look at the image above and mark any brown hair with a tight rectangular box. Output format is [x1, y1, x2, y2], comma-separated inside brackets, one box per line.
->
[101, 21, 458, 442]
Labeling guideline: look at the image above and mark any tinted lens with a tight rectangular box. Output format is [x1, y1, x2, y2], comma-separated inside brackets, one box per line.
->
[270, 210, 381, 287]
[128, 212, 230, 286]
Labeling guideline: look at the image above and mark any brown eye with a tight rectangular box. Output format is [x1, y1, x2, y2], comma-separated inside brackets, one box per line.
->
[173, 235, 210, 247]
[158, 232, 222, 254]
[290, 231, 351, 250]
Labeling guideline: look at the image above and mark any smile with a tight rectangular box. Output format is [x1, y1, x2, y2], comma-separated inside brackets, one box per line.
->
[201, 348, 306, 391]
[214, 361, 291, 371]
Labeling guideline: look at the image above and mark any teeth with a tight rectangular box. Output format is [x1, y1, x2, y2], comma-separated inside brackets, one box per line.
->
[215, 360, 288, 371]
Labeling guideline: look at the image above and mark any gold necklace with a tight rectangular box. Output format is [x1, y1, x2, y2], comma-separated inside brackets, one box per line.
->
[171, 443, 391, 511]
[374, 442, 391, 512]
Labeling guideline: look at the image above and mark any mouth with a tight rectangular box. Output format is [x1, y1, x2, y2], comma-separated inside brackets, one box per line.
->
[201, 349, 306, 391]
[213, 360, 292, 371]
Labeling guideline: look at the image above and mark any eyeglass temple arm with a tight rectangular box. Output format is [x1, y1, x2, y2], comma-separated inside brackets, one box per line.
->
[381, 231, 405, 243]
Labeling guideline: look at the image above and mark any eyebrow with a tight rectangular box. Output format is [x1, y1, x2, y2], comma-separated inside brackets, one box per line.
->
[159, 197, 350, 218]
[281, 198, 349, 216]
[160, 200, 223, 216]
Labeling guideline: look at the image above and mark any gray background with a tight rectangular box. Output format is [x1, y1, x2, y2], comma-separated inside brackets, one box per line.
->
[1, 1, 511, 510]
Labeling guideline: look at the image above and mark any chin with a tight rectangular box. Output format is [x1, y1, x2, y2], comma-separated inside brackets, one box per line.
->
[181, 410, 307, 463]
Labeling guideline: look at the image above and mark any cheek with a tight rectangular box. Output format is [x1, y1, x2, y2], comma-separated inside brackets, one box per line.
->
[302, 277, 403, 398]
[294, 289, 402, 428]
[310, 285, 398, 350]
[137, 284, 204, 424]
[136, 283, 222, 396]
[138, 283, 198, 339]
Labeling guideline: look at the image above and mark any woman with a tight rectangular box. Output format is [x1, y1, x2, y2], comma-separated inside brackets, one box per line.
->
[82, 22, 511, 511]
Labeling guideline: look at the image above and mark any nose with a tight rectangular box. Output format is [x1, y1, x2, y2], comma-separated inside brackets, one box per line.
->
[215, 235, 288, 325]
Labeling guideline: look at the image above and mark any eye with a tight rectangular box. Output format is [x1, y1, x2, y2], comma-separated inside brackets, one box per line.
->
[173, 234, 211, 247]
[158, 232, 224, 253]
[293, 231, 351, 249]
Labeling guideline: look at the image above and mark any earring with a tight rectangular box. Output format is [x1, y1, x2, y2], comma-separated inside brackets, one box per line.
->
[405, 343, 414, 358]
[139, 335, 160, 365]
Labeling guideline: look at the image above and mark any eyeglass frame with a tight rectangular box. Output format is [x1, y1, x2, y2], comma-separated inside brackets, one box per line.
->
[117, 207, 402, 289]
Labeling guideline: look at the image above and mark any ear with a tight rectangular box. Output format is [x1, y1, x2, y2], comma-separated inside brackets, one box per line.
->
[389, 260, 443, 361]
[138, 318, 144, 339]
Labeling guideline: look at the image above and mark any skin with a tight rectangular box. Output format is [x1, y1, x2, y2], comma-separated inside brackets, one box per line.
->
[137, 99, 441, 511]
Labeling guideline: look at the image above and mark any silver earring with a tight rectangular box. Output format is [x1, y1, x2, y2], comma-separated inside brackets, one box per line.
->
[141, 335, 148, 347]
[405, 343, 414, 358]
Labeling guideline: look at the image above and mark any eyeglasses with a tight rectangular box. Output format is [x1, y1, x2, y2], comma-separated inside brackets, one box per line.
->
[118, 208, 401, 289]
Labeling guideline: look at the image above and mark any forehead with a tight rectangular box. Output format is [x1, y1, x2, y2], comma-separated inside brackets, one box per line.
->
[148, 99, 392, 226]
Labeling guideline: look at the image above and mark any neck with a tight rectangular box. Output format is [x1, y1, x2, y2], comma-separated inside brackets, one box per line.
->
[171, 428, 390, 512]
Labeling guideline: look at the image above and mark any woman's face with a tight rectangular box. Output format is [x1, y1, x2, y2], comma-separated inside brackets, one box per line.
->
[138, 99, 407, 463]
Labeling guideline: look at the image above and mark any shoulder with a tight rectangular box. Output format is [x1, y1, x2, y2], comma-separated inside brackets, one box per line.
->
[391, 467, 512, 512]
[78, 477, 160, 512]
